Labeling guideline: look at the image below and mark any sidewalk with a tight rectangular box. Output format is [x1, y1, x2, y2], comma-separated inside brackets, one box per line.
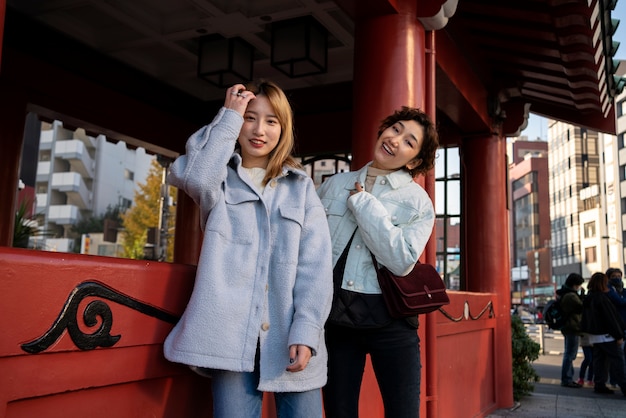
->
[487, 353, 626, 417]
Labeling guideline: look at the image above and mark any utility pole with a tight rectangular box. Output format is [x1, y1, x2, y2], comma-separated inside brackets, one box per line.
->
[155, 155, 173, 261]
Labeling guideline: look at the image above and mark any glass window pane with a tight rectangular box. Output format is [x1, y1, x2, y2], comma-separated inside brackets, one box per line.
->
[447, 179, 460, 215]
[446, 147, 460, 178]
[435, 181, 445, 214]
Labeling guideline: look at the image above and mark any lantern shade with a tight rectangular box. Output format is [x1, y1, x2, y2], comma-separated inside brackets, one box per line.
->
[271, 16, 328, 77]
[198, 35, 254, 87]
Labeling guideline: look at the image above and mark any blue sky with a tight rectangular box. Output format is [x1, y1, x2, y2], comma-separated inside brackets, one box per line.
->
[521, 1, 626, 139]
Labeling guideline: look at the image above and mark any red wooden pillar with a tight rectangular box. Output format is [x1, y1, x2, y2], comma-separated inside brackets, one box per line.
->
[350, 0, 426, 169]
[462, 133, 514, 408]
[172, 191, 202, 265]
[422, 29, 440, 418]
[0, 81, 28, 247]
[0, 0, 5, 68]
[0, 0, 23, 247]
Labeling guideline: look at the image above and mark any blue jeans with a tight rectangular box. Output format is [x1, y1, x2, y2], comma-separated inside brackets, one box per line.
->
[323, 318, 421, 418]
[211, 364, 323, 418]
[561, 333, 579, 385]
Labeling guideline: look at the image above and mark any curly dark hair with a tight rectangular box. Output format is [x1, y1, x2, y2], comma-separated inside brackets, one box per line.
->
[377, 106, 439, 177]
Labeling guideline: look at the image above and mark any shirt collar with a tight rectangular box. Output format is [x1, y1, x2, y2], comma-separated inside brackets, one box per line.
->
[358, 162, 415, 190]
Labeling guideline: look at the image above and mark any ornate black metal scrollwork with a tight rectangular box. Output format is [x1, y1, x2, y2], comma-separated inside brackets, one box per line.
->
[21, 281, 179, 354]
[438, 300, 494, 322]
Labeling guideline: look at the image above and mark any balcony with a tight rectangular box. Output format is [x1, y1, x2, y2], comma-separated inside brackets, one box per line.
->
[41, 238, 76, 252]
[35, 193, 47, 213]
[54, 140, 94, 179]
[50, 172, 91, 209]
[36, 161, 51, 182]
[39, 130, 53, 151]
[47, 204, 81, 225]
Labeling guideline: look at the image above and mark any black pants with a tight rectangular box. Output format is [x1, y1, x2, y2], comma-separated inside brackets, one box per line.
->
[593, 340, 626, 390]
[323, 319, 421, 418]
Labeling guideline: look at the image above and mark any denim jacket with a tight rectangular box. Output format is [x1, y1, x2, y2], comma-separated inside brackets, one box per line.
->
[317, 163, 435, 294]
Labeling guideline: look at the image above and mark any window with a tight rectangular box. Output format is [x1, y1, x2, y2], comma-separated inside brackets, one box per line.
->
[583, 221, 596, 238]
[435, 147, 461, 290]
[585, 246, 597, 263]
[16, 114, 168, 260]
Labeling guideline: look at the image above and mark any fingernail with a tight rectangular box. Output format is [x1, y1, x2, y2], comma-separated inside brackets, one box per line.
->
[289, 358, 295, 364]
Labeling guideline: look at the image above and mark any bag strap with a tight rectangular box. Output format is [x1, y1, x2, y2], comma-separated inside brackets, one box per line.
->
[333, 229, 357, 287]
[370, 251, 421, 276]
[369, 251, 380, 273]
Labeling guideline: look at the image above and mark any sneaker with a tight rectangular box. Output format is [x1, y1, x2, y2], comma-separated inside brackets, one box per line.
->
[577, 378, 584, 386]
[585, 381, 594, 387]
[561, 381, 582, 388]
[594, 385, 615, 394]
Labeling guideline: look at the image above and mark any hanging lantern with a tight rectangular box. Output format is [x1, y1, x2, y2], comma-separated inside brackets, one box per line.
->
[271, 16, 328, 78]
[198, 35, 254, 87]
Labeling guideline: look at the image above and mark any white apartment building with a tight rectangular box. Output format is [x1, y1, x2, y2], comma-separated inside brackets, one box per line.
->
[598, 127, 624, 273]
[35, 121, 154, 253]
[612, 72, 626, 272]
[548, 121, 601, 284]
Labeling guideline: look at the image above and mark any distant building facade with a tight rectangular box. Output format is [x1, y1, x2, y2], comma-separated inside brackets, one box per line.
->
[508, 137, 551, 307]
[32, 120, 153, 253]
[548, 121, 602, 284]
[607, 69, 626, 275]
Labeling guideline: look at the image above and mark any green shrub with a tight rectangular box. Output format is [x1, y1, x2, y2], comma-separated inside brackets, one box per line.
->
[511, 315, 540, 401]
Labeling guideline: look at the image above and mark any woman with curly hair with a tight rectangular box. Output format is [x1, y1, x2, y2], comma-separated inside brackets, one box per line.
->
[317, 106, 439, 417]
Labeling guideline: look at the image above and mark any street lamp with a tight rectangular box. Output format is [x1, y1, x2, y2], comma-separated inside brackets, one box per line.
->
[601, 235, 623, 243]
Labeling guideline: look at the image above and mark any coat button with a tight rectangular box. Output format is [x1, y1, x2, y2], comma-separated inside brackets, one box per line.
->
[347, 280, 354, 286]
[270, 180, 277, 187]
[380, 179, 387, 185]
[261, 323, 270, 331]
[356, 244, 361, 249]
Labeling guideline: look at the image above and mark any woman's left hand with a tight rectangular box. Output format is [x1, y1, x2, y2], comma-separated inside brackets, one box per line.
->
[286, 344, 312, 372]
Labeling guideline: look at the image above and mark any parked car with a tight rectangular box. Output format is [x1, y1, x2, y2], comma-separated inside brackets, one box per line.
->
[512, 306, 535, 324]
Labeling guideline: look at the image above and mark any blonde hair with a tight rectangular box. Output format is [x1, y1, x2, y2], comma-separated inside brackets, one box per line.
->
[245, 80, 302, 184]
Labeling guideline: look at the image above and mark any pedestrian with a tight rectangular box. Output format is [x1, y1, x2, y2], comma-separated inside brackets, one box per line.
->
[317, 106, 439, 417]
[580, 272, 626, 395]
[163, 80, 334, 417]
[606, 267, 626, 389]
[577, 332, 594, 386]
[557, 273, 585, 388]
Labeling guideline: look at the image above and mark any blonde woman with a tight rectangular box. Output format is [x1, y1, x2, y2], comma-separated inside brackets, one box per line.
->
[164, 80, 333, 417]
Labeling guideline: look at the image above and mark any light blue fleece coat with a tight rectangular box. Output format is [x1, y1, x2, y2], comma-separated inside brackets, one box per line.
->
[317, 165, 435, 294]
[163, 107, 333, 392]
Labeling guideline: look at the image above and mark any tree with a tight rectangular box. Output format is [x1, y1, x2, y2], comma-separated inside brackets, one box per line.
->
[120, 159, 176, 260]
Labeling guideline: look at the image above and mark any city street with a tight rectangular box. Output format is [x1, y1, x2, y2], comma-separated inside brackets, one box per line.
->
[487, 325, 626, 417]
[487, 353, 626, 417]
[524, 323, 566, 355]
